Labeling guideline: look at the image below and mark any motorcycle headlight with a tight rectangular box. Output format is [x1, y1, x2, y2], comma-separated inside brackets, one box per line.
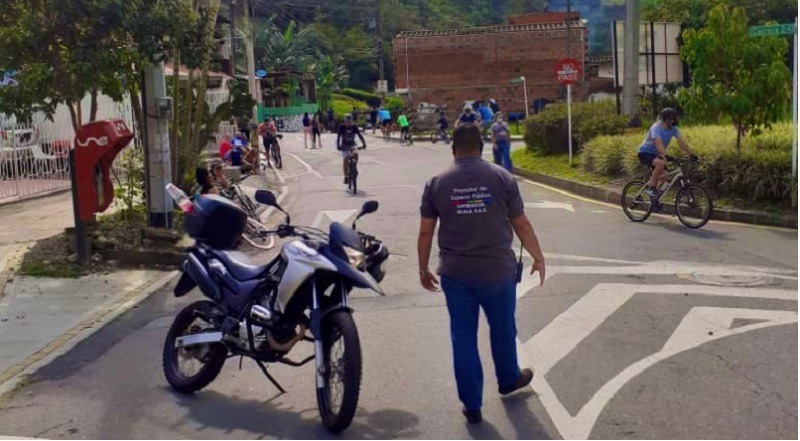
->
[343, 245, 366, 270]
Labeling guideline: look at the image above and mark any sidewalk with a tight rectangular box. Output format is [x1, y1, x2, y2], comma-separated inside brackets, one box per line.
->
[0, 191, 178, 399]
[0, 270, 175, 398]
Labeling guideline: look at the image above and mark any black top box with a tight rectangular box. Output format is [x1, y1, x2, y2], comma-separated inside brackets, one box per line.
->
[184, 195, 247, 249]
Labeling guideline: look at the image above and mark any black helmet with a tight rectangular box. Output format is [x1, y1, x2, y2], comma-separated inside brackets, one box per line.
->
[365, 243, 390, 283]
[659, 107, 679, 126]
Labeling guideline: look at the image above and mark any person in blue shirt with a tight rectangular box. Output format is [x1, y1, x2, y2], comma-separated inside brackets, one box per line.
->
[638, 108, 696, 197]
[478, 102, 494, 131]
[379, 107, 392, 138]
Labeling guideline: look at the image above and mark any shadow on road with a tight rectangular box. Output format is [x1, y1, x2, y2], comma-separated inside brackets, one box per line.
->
[640, 218, 734, 241]
[174, 390, 421, 439]
[501, 390, 552, 439]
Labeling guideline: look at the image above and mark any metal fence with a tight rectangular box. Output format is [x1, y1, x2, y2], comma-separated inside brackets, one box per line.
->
[1, 90, 230, 205]
[0, 119, 71, 204]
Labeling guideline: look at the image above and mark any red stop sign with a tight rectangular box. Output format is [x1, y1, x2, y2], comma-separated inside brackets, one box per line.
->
[555, 59, 582, 85]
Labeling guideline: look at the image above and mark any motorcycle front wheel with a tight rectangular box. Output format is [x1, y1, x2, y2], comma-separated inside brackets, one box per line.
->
[317, 311, 362, 433]
[163, 301, 227, 394]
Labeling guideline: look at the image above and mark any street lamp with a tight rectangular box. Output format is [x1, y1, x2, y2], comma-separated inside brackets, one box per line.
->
[511, 76, 529, 119]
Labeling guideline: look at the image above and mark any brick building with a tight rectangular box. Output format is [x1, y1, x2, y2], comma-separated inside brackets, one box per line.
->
[392, 12, 588, 118]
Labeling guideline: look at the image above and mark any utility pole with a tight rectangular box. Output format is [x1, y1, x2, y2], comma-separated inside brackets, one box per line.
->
[243, 0, 259, 121]
[622, 0, 640, 116]
[230, 0, 237, 77]
[566, 0, 571, 58]
[376, 0, 386, 99]
[141, 63, 173, 229]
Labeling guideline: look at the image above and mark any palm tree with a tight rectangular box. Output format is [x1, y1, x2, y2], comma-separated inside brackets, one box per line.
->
[255, 17, 318, 73]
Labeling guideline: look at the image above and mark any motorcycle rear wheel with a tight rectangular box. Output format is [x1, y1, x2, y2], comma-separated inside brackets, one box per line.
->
[317, 311, 362, 433]
[163, 301, 227, 394]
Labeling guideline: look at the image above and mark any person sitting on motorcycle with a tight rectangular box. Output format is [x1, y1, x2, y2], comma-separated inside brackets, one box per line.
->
[638, 107, 696, 198]
[397, 111, 411, 140]
[337, 114, 367, 185]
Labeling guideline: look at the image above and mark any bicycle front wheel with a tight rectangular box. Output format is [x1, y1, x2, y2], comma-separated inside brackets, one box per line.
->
[241, 217, 274, 249]
[621, 180, 654, 222]
[675, 185, 713, 229]
[348, 160, 358, 195]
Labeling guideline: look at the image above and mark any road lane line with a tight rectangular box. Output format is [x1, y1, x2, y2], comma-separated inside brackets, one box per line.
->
[286, 152, 323, 178]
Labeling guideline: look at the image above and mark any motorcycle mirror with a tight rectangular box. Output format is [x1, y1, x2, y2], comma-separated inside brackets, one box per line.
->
[361, 200, 379, 215]
[255, 190, 277, 206]
[352, 200, 379, 229]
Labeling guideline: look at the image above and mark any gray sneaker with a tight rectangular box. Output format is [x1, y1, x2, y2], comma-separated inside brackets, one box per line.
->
[645, 187, 660, 198]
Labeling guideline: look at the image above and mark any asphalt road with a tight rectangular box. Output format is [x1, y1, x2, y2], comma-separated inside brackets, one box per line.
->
[0, 132, 796, 439]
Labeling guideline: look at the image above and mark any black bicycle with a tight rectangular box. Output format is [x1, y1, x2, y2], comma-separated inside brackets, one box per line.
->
[401, 126, 414, 146]
[266, 134, 283, 169]
[430, 128, 451, 144]
[221, 175, 274, 249]
[345, 145, 366, 196]
[621, 155, 712, 228]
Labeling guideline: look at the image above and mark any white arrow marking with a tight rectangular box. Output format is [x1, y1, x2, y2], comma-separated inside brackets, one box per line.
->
[525, 201, 575, 213]
[520, 283, 797, 440]
[311, 209, 358, 229]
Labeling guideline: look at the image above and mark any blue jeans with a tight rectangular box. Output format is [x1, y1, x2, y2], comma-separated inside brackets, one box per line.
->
[441, 275, 521, 411]
[493, 139, 513, 171]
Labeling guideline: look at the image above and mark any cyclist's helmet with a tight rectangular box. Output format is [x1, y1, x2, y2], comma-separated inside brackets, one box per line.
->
[344, 114, 353, 123]
[659, 107, 679, 126]
[464, 105, 472, 112]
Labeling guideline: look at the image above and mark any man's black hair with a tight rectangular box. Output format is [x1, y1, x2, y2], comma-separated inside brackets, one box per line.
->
[452, 124, 482, 154]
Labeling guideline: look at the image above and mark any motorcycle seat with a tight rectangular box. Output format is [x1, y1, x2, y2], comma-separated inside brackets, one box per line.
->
[212, 250, 267, 281]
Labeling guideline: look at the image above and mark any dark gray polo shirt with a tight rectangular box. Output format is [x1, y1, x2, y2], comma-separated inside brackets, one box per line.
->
[420, 156, 524, 284]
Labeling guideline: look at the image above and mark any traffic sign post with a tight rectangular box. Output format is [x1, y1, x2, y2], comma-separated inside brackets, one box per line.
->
[556, 59, 582, 165]
[750, 21, 797, 178]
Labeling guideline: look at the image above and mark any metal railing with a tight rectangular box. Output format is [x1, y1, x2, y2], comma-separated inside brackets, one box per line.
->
[0, 120, 71, 204]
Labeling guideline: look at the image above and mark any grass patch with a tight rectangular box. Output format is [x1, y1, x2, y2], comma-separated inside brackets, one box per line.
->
[512, 149, 611, 186]
[19, 259, 80, 278]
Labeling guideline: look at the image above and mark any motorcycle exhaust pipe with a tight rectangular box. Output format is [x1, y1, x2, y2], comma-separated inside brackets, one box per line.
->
[175, 331, 223, 348]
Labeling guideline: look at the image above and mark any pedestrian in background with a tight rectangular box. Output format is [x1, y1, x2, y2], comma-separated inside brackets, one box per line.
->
[327, 108, 335, 132]
[302, 112, 311, 149]
[312, 113, 323, 149]
[369, 106, 379, 134]
[417, 124, 545, 424]
[491, 112, 513, 172]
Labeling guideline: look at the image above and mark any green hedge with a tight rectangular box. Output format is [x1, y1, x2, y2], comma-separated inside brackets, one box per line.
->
[331, 94, 369, 120]
[582, 123, 794, 205]
[340, 88, 382, 106]
[524, 101, 629, 155]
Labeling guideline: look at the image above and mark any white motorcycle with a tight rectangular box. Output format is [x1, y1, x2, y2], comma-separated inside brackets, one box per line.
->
[163, 190, 389, 433]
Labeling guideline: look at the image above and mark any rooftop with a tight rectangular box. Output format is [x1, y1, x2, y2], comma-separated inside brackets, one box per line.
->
[396, 21, 587, 38]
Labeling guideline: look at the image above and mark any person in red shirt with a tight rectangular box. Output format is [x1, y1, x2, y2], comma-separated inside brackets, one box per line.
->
[218, 134, 232, 160]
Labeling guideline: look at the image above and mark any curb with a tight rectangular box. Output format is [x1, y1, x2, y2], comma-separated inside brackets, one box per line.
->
[513, 168, 798, 229]
[0, 270, 178, 401]
[0, 244, 31, 303]
[0, 188, 70, 209]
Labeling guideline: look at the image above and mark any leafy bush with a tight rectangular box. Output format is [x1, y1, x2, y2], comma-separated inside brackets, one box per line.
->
[383, 96, 404, 112]
[582, 122, 794, 205]
[524, 101, 629, 155]
[340, 88, 382, 106]
[331, 94, 369, 119]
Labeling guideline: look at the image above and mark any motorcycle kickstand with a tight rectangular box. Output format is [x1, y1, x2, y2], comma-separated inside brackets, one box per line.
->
[255, 360, 286, 394]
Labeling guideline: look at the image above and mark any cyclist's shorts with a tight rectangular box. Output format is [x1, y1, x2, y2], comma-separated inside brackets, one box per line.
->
[382, 120, 391, 127]
[339, 147, 357, 159]
[638, 152, 657, 168]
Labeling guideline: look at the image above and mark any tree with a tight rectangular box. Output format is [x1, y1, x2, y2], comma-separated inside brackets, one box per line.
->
[313, 54, 349, 112]
[679, 4, 791, 152]
[256, 18, 319, 73]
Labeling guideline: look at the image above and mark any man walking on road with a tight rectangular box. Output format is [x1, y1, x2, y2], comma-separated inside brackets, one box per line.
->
[417, 124, 546, 424]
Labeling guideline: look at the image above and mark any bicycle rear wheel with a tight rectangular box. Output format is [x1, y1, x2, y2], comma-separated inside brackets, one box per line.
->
[430, 132, 438, 144]
[675, 185, 713, 229]
[621, 180, 654, 222]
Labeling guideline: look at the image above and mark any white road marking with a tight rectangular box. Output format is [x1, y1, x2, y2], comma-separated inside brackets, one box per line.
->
[525, 201, 575, 213]
[520, 282, 797, 439]
[311, 209, 359, 229]
[591, 210, 608, 214]
[286, 152, 323, 178]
